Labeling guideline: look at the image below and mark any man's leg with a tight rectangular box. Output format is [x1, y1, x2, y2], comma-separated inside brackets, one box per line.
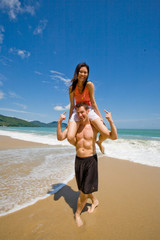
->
[75, 191, 88, 227]
[88, 193, 99, 213]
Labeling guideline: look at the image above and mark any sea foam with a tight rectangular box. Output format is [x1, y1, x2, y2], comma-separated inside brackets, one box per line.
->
[103, 138, 160, 167]
[0, 147, 75, 216]
[0, 127, 160, 216]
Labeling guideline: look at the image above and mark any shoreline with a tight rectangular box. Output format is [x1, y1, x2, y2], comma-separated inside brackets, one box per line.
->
[0, 135, 160, 217]
[0, 175, 75, 218]
[0, 135, 75, 217]
[1, 136, 160, 239]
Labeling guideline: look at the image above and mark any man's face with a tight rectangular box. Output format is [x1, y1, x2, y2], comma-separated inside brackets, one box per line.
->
[76, 106, 89, 122]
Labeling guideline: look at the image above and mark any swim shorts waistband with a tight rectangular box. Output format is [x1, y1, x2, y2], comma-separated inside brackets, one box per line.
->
[75, 153, 97, 160]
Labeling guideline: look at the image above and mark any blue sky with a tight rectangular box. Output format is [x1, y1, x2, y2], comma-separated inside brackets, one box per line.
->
[0, 0, 159, 129]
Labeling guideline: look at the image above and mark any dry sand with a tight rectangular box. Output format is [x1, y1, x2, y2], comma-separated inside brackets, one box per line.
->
[0, 136, 160, 240]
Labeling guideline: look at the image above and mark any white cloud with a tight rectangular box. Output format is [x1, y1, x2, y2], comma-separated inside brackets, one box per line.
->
[23, 4, 35, 15]
[42, 80, 51, 84]
[48, 70, 71, 90]
[0, 107, 46, 117]
[50, 70, 64, 75]
[9, 47, 31, 59]
[0, 25, 5, 44]
[35, 71, 42, 75]
[54, 106, 65, 111]
[33, 19, 48, 35]
[50, 72, 70, 87]
[17, 49, 30, 58]
[0, 0, 36, 20]
[65, 104, 70, 110]
[14, 102, 27, 109]
[0, 90, 5, 99]
[0, 73, 6, 87]
[0, 56, 13, 66]
[53, 104, 70, 111]
[8, 91, 22, 99]
[0, 73, 7, 81]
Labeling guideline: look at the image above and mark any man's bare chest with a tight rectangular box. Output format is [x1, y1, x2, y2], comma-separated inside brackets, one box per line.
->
[76, 124, 94, 141]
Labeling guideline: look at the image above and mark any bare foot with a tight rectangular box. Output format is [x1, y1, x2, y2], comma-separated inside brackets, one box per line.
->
[74, 213, 83, 227]
[96, 141, 105, 154]
[88, 199, 99, 213]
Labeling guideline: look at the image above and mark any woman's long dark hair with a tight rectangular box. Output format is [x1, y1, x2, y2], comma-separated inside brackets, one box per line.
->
[70, 63, 89, 92]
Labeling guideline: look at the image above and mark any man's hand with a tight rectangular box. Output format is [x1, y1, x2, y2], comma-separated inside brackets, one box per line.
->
[104, 110, 117, 140]
[57, 111, 68, 141]
[104, 110, 113, 122]
[59, 111, 67, 122]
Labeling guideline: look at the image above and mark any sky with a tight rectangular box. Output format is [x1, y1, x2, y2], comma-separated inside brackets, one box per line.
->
[0, 0, 160, 129]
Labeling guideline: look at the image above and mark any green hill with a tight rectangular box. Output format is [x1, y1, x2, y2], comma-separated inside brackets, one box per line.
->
[31, 120, 67, 128]
[31, 121, 47, 127]
[0, 114, 67, 128]
[47, 121, 67, 128]
[0, 114, 39, 127]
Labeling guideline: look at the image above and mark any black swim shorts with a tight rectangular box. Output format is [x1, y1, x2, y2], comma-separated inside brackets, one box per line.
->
[75, 154, 98, 194]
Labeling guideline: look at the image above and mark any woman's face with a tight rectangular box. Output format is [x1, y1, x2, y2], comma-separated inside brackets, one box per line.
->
[78, 66, 88, 83]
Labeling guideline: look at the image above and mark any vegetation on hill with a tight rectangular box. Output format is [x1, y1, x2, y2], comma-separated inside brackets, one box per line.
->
[30, 121, 47, 127]
[30, 120, 67, 127]
[0, 114, 67, 127]
[0, 114, 39, 127]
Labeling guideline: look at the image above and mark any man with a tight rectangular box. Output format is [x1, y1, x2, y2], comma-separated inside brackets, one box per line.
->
[57, 102, 117, 227]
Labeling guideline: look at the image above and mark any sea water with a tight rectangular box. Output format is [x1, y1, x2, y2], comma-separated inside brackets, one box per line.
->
[0, 127, 160, 216]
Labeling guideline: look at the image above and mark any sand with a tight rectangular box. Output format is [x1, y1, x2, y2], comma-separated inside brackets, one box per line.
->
[0, 136, 51, 150]
[0, 136, 160, 240]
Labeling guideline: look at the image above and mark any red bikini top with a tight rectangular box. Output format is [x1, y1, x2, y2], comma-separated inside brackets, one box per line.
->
[74, 84, 91, 106]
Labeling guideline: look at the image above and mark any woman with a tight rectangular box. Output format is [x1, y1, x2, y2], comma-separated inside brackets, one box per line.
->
[67, 63, 110, 153]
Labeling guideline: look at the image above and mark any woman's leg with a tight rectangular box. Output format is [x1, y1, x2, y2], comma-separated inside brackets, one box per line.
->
[67, 120, 80, 146]
[91, 118, 110, 153]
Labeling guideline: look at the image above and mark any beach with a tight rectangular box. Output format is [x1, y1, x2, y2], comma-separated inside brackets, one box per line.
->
[0, 136, 160, 239]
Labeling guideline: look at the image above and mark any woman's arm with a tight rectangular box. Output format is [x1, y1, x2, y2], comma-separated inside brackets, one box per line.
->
[87, 82, 103, 119]
[69, 86, 75, 119]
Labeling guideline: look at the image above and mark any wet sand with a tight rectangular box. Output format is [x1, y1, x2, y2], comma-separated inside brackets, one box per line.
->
[0, 136, 160, 240]
[0, 136, 51, 150]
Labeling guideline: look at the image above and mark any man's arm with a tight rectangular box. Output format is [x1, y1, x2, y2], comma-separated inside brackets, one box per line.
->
[104, 110, 118, 140]
[57, 112, 68, 141]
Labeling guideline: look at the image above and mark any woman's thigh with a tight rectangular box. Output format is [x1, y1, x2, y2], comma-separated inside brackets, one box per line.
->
[91, 118, 109, 136]
[67, 120, 80, 138]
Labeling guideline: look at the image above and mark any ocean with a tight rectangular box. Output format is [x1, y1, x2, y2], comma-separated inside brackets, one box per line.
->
[0, 127, 160, 216]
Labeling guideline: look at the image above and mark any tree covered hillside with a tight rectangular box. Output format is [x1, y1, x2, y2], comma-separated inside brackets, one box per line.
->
[0, 114, 39, 127]
[0, 114, 67, 127]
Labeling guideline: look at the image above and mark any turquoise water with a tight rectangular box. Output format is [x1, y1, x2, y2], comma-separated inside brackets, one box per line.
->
[1, 127, 159, 140]
[117, 129, 160, 140]
[0, 127, 160, 216]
